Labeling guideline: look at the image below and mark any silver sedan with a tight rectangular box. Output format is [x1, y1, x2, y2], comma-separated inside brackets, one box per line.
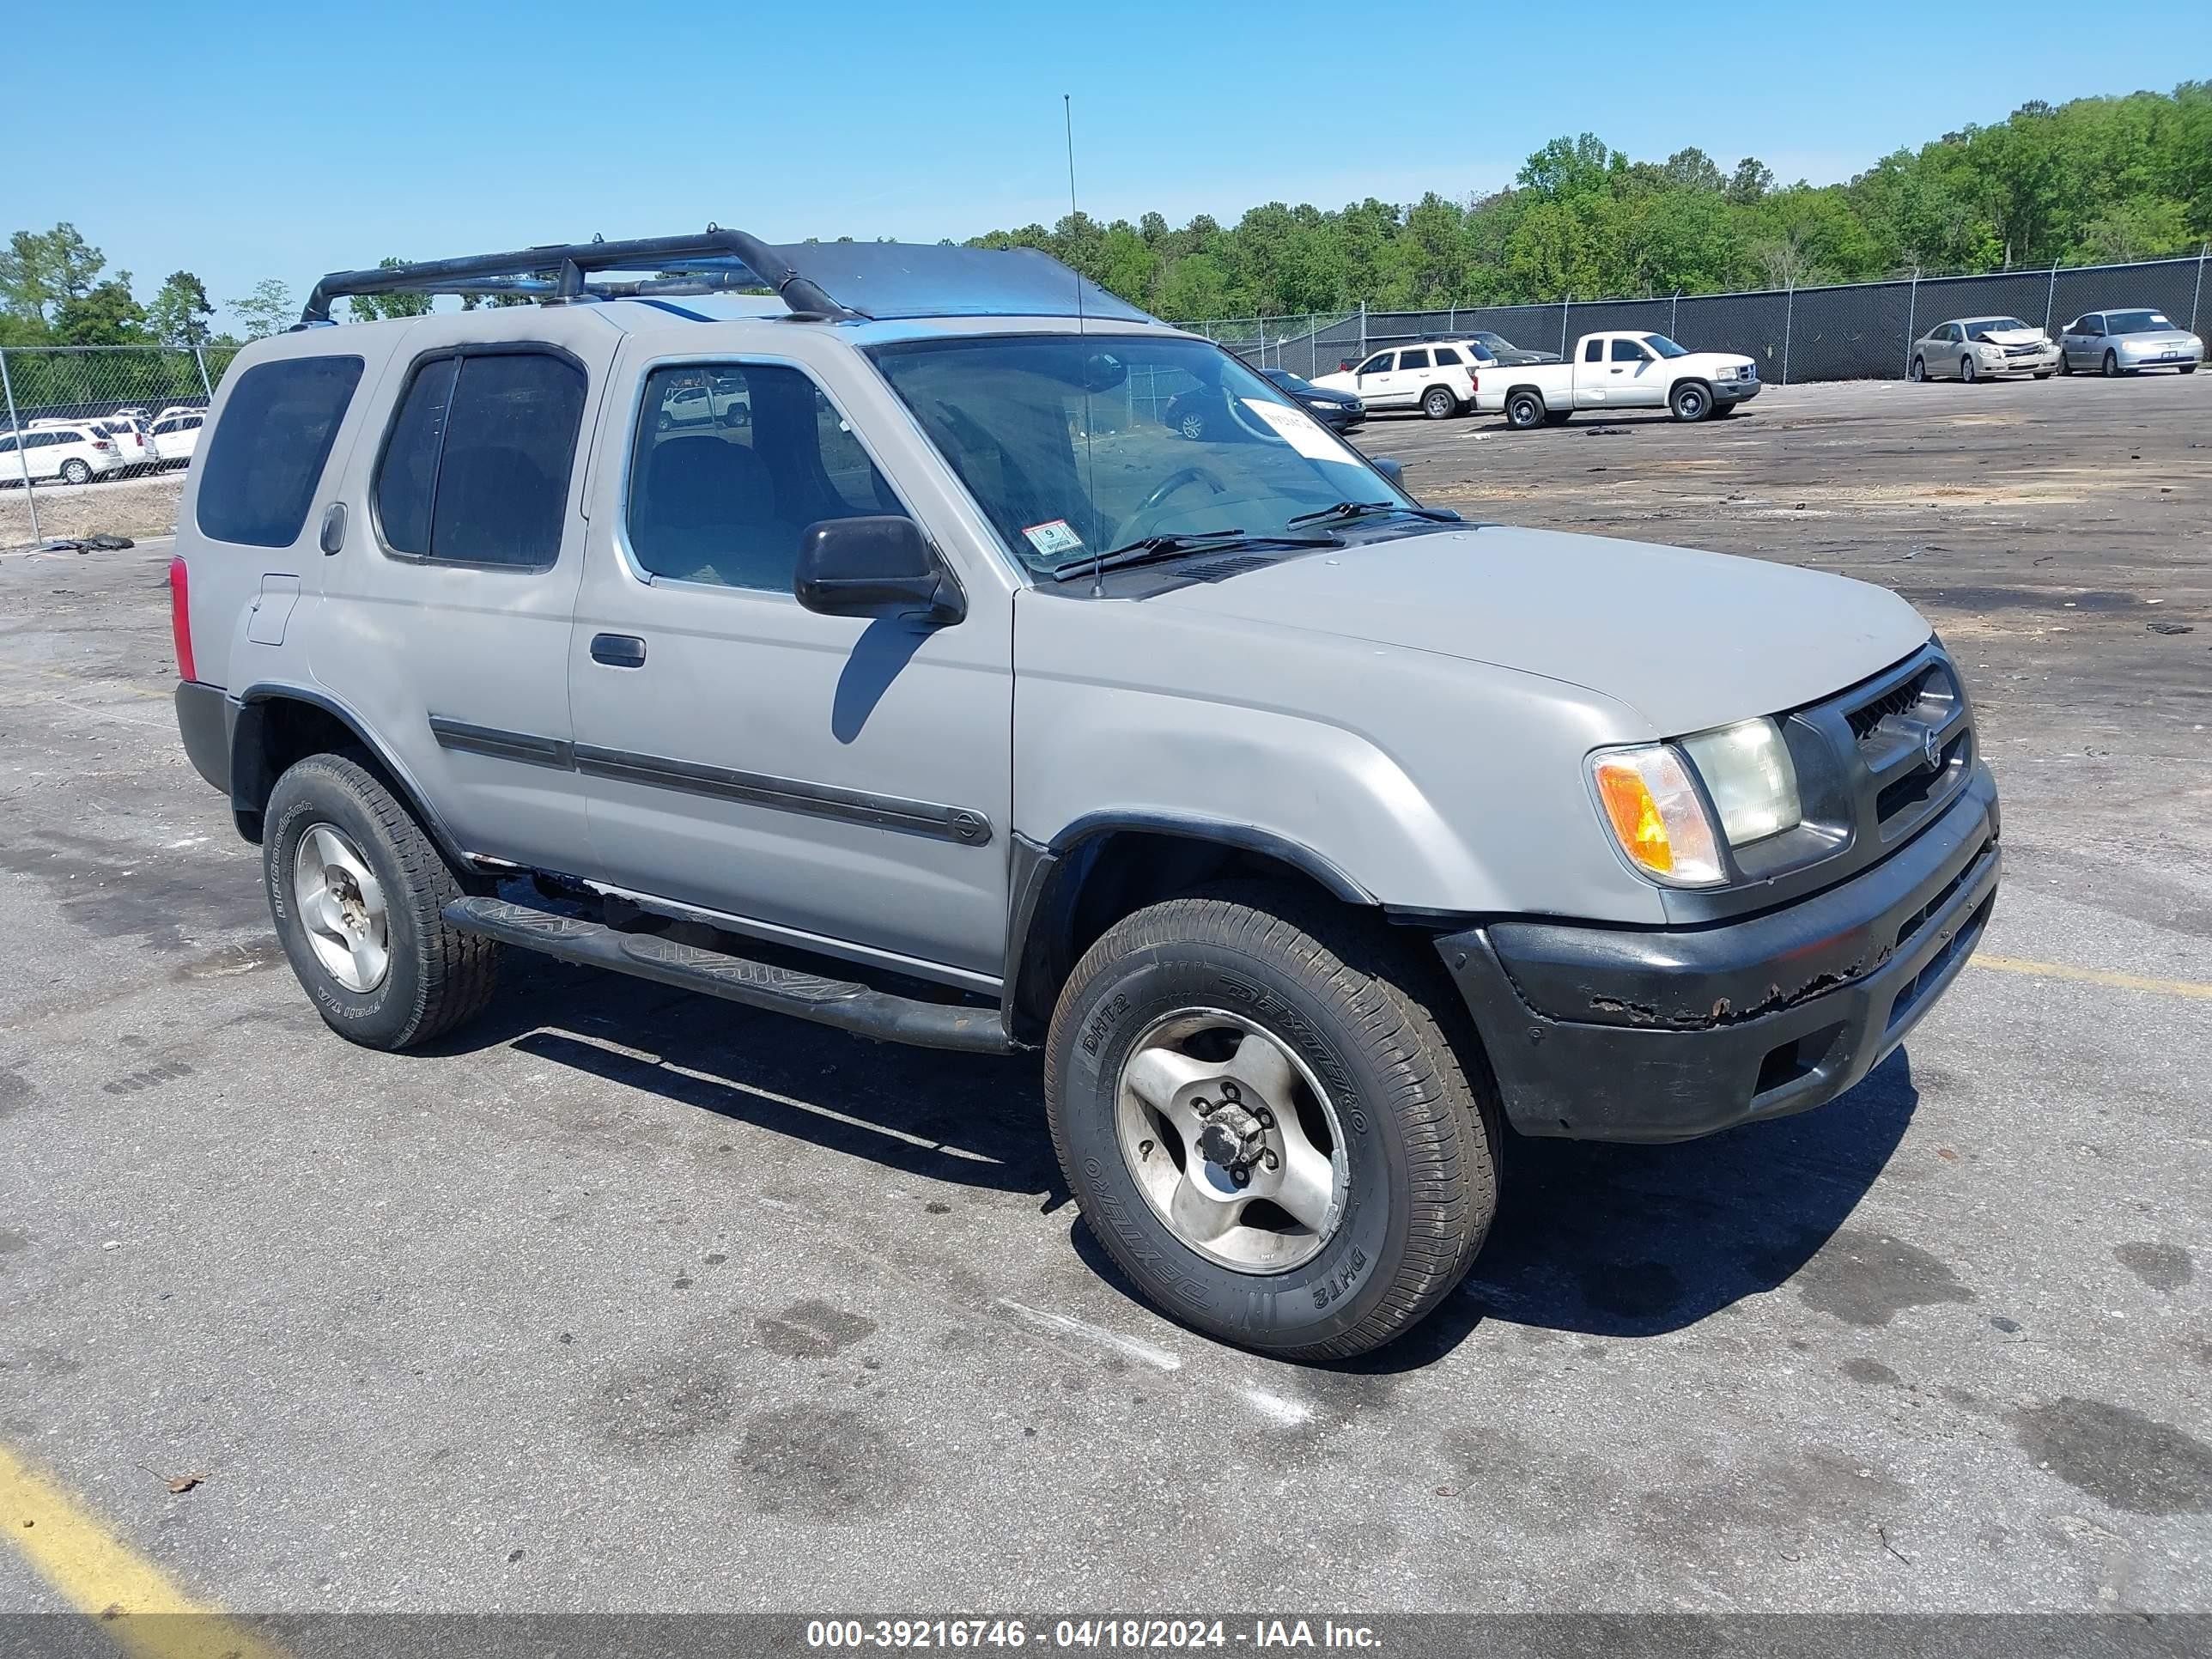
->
[1908, 317, 2061, 381]
[2057, 308, 2203, 376]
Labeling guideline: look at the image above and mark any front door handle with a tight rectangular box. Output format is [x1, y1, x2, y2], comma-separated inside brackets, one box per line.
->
[591, 633, 647, 668]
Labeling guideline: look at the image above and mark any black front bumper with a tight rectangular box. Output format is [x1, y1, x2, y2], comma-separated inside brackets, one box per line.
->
[1438, 763, 1999, 1142]
[1714, 378, 1761, 404]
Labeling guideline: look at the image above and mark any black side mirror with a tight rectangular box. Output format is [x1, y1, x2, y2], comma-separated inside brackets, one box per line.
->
[1371, 457, 1404, 485]
[794, 516, 964, 624]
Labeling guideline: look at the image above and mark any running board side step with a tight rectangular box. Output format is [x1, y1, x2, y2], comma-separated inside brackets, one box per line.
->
[443, 896, 1018, 1054]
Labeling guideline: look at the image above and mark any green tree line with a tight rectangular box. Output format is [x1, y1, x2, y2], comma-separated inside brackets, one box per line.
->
[970, 86, 2212, 319]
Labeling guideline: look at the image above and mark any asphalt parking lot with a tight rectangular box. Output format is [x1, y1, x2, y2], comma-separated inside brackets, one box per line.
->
[1, 373, 2208, 1623]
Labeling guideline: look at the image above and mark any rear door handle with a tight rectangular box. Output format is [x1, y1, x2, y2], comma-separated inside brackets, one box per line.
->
[591, 633, 647, 668]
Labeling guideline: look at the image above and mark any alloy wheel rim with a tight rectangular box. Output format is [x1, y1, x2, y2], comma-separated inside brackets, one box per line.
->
[1114, 1007, 1349, 1274]
[291, 822, 391, 993]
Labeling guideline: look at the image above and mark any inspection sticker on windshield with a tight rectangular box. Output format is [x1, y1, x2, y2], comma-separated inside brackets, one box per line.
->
[1242, 398, 1341, 460]
[1022, 519, 1085, 557]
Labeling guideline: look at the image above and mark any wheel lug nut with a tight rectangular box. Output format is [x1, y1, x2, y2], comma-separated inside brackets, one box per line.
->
[1231, 1168, 1250, 1188]
[1255, 1107, 1275, 1129]
[1262, 1148, 1279, 1170]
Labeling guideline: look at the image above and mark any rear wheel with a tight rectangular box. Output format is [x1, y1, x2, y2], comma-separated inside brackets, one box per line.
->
[1504, 389, 1547, 430]
[59, 459, 92, 485]
[1669, 380, 1712, 422]
[1421, 385, 1458, 421]
[264, 752, 500, 1051]
[1045, 884, 1498, 1359]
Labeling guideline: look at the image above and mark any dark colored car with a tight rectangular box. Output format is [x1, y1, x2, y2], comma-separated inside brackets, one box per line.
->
[1456, 330, 1560, 367]
[1164, 368, 1364, 441]
[1260, 368, 1364, 431]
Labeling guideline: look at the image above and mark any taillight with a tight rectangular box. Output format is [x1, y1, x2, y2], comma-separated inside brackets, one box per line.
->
[92, 439, 115, 451]
[169, 556, 197, 683]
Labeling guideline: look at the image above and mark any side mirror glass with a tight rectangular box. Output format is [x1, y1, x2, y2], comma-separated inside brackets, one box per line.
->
[1371, 457, 1404, 485]
[794, 515, 963, 624]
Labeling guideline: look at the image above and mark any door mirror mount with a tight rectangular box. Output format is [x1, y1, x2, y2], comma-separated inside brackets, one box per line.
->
[1371, 457, 1404, 486]
[794, 515, 965, 624]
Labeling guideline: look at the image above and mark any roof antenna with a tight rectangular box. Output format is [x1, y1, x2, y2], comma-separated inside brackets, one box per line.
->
[1066, 93, 1103, 599]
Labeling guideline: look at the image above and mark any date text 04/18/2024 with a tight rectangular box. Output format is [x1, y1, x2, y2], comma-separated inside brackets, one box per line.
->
[805, 1620, 1382, 1650]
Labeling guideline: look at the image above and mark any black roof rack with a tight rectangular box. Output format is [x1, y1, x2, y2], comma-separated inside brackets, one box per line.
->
[299, 230, 1158, 328]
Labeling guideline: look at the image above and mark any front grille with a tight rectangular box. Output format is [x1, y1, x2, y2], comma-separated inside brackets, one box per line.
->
[1845, 668, 1934, 739]
[1877, 732, 1971, 822]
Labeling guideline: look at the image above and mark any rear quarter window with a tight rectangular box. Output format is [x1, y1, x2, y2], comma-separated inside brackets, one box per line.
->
[195, 356, 365, 547]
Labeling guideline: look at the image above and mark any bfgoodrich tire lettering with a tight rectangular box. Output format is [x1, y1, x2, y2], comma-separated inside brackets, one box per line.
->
[265, 752, 500, 1050]
[1044, 884, 1498, 1359]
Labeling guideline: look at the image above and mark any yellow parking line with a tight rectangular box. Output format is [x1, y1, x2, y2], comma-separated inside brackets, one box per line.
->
[0, 1443, 282, 1659]
[1972, 953, 2212, 1001]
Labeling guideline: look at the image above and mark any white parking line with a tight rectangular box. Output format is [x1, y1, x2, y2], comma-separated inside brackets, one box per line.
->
[994, 1297, 1183, 1372]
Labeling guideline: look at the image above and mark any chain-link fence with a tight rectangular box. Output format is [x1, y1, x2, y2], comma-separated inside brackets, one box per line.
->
[0, 343, 243, 547]
[1188, 250, 2212, 386]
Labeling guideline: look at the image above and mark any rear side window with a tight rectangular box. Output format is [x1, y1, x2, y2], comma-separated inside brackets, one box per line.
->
[374, 349, 586, 568]
[1400, 349, 1431, 370]
[1583, 337, 1605, 362]
[196, 356, 364, 547]
[1432, 347, 1462, 366]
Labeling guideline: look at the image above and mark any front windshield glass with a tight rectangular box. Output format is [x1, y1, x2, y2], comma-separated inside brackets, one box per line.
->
[2106, 310, 2172, 334]
[869, 334, 1419, 575]
[1967, 318, 2030, 334]
[1643, 334, 1690, 358]
[1265, 369, 1316, 392]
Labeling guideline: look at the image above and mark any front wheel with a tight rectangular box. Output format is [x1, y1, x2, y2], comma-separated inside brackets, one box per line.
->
[1669, 380, 1711, 422]
[2057, 349, 2072, 376]
[2183, 364, 2197, 375]
[2103, 350, 2120, 378]
[1909, 356, 1926, 382]
[1960, 356, 1978, 383]
[1421, 386, 1458, 421]
[1504, 390, 1547, 430]
[265, 752, 501, 1051]
[1045, 886, 1498, 1359]
[1177, 410, 1207, 441]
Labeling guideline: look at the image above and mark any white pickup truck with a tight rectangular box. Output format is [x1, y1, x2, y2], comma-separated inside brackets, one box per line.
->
[1477, 330, 1759, 428]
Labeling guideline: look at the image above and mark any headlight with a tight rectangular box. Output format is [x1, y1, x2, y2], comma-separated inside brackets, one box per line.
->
[1590, 746, 1724, 886]
[1591, 719, 1802, 887]
[1681, 718, 1802, 844]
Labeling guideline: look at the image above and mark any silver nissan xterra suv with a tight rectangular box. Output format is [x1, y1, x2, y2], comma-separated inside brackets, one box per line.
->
[169, 231, 2001, 1359]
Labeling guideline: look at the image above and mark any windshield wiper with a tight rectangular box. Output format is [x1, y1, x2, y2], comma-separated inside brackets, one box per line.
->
[1285, 500, 1463, 528]
[1047, 530, 1337, 582]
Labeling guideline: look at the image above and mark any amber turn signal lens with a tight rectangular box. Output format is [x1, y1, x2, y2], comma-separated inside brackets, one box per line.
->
[1589, 746, 1725, 886]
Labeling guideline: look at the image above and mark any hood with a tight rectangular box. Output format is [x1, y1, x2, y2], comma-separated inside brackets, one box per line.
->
[1294, 385, 1359, 406]
[1146, 525, 1929, 737]
[1310, 371, 1357, 392]
[1971, 326, 2046, 345]
[2121, 329, 2198, 344]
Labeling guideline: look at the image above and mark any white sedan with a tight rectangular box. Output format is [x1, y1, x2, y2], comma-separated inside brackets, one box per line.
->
[1908, 317, 2060, 382]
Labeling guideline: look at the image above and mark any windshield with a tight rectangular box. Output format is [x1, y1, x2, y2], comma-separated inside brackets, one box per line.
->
[2106, 310, 2173, 334]
[868, 334, 1420, 575]
[1642, 334, 1690, 358]
[1966, 318, 2030, 335]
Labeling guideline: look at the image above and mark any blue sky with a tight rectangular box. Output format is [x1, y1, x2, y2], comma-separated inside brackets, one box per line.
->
[6, 0, 2205, 331]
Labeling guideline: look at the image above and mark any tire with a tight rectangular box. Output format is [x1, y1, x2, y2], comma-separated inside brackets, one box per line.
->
[1177, 410, 1207, 441]
[2181, 364, 2196, 375]
[656, 411, 673, 431]
[2057, 349, 2072, 376]
[1908, 356, 1926, 382]
[59, 459, 92, 485]
[1420, 386, 1458, 421]
[1960, 356, 1977, 383]
[2102, 350, 2120, 379]
[1669, 380, 1711, 422]
[1044, 884, 1499, 1360]
[264, 752, 500, 1051]
[1504, 389, 1547, 430]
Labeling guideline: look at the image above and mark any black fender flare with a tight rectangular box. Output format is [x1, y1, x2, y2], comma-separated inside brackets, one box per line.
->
[230, 681, 474, 868]
[1001, 812, 1374, 1042]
